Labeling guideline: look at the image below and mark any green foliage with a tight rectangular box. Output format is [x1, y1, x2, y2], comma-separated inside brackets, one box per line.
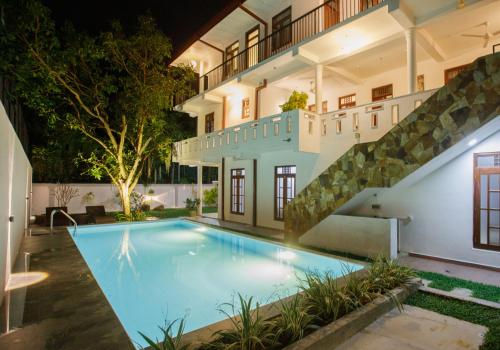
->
[0, 0, 195, 214]
[184, 198, 200, 210]
[274, 294, 312, 344]
[366, 255, 415, 294]
[280, 91, 308, 112]
[114, 210, 146, 222]
[416, 270, 500, 303]
[406, 292, 500, 350]
[203, 187, 218, 206]
[139, 318, 189, 350]
[205, 294, 277, 350]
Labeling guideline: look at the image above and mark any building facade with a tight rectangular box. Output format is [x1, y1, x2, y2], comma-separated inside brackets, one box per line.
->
[172, 0, 500, 269]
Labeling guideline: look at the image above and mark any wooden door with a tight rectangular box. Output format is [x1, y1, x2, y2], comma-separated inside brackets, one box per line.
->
[324, 0, 339, 29]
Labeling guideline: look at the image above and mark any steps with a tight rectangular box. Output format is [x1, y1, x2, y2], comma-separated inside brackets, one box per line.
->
[285, 52, 500, 241]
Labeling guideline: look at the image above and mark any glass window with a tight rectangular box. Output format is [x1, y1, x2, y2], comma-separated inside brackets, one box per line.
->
[275, 165, 296, 220]
[231, 169, 245, 214]
[474, 152, 500, 251]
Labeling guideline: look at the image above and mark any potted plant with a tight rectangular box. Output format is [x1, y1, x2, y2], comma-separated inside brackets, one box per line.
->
[185, 198, 200, 217]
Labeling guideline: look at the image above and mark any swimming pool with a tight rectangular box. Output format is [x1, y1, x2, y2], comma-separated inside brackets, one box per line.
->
[71, 219, 363, 348]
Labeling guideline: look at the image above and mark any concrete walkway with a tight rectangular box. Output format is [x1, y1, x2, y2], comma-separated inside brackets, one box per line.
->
[336, 305, 487, 350]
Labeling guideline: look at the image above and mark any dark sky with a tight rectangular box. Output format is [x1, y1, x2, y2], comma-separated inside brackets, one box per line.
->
[42, 0, 237, 59]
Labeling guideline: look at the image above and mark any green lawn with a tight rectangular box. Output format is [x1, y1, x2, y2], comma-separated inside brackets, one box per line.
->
[416, 270, 500, 303]
[406, 291, 500, 350]
[145, 207, 217, 219]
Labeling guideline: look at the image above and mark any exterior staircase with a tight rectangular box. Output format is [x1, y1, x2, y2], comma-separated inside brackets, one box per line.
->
[285, 52, 500, 241]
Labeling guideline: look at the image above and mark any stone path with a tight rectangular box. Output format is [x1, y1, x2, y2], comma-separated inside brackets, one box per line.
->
[336, 305, 487, 350]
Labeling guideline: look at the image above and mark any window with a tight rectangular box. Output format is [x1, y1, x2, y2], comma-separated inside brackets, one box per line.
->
[321, 119, 327, 136]
[473, 153, 500, 251]
[242, 98, 250, 118]
[225, 41, 240, 76]
[205, 113, 214, 133]
[308, 101, 328, 113]
[272, 7, 292, 52]
[444, 64, 470, 84]
[339, 93, 356, 109]
[231, 169, 245, 214]
[275, 165, 296, 220]
[246, 26, 260, 68]
[372, 84, 393, 102]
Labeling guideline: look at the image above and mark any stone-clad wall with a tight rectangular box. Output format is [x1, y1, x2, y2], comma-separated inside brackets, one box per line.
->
[285, 53, 500, 241]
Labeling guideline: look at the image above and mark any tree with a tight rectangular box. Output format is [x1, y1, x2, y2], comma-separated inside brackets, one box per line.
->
[0, 0, 195, 216]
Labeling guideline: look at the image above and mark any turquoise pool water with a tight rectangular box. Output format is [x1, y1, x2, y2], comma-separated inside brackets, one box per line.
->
[71, 220, 363, 348]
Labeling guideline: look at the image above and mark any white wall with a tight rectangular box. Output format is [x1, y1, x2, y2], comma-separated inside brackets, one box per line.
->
[350, 130, 500, 268]
[31, 183, 216, 215]
[0, 101, 32, 306]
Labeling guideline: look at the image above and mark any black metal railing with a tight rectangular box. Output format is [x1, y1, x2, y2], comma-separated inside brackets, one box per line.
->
[200, 0, 384, 92]
[0, 77, 29, 153]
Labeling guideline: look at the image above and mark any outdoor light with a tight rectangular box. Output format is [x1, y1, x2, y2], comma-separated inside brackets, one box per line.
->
[468, 138, 478, 147]
[278, 250, 296, 260]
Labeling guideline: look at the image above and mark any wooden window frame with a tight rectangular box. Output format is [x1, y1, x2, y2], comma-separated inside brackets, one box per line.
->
[230, 168, 245, 215]
[274, 165, 296, 221]
[338, 93, 356, 109]
[444, 64, 470, 84]
[242, 98, 250, 119]
[205, 112, 215, 133]
[473, 152, 500, 251]
[372, 84, 393, 102]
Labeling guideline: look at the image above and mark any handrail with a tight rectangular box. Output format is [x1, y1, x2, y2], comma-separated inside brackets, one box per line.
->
[199, 0, 384, 92]
[50, 209, 78, 237]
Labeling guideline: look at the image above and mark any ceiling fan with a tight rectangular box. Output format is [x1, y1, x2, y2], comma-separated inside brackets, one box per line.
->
[461, 22, 500, 48]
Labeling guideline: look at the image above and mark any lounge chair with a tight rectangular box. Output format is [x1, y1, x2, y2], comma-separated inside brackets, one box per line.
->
[85, 205, 116, 224]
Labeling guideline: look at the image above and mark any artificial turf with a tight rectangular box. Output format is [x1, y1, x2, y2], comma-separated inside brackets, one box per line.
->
[406, 291, 500, 350]
[416, 270, 500, 303]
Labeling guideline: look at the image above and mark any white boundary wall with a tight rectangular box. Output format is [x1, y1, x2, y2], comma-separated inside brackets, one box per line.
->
[0, 101, 32, 306]
[31, 183, 216, 215]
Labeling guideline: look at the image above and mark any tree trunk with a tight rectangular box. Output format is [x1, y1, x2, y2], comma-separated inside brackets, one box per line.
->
[118, 183, 131, 216]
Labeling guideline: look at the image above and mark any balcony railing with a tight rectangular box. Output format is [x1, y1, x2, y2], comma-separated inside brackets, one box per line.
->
[200, 0, 384, 92]
[174, 109, 322, 164]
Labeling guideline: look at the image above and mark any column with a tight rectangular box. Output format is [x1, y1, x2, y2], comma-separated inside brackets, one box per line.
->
[315, 64, 323, 112]
[405, 27, 416, 94]
[197, 164, 203, 216]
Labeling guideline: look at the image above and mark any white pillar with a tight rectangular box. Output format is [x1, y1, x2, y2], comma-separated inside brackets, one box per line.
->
[197, 165, 203, 216]
[198, 60, 205, 93]
[405, 27, 416, 94]
[315, 64, 323, 112]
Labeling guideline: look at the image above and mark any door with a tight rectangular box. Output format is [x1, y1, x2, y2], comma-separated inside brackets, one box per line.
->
[324, 0, 339, 29]
[246, 26, 260, 68]
[225, 41, 239, 78]
[272, 7, 292, 52]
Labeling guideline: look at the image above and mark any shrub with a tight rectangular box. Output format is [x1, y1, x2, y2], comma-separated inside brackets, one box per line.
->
[274, 294, 312, 344]
[366, 255, 414, 294]
[203, 187, 218, 206]
[204, 294, 277, 350]
[280, 91, 308, 112]
[185, 198, 200, 210]
[139, 318, 188, 350]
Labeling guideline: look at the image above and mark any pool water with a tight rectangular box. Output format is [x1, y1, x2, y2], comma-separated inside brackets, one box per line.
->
[71, 220, 363, 348]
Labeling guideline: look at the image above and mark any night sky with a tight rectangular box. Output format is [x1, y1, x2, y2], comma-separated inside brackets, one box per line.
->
[42, 0, 238, 60]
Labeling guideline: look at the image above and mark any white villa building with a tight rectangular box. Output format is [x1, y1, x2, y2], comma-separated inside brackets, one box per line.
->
[172, 0, 500, 270]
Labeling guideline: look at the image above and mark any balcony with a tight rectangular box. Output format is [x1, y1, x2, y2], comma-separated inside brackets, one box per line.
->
[173, 109, 321, 165]
[174, 89, 438, 168]
[200, 0, 384, 92]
